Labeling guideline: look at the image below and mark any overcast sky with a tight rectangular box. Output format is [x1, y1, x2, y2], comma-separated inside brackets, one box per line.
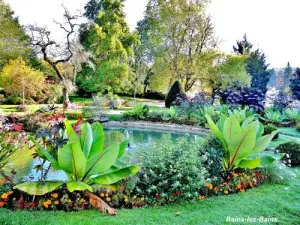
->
[4, 0, 300, 68]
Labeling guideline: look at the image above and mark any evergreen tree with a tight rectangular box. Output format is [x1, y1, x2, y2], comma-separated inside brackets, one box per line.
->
[290, 68, 300, 100]
[233, 35, 271, 94]
[78, 0, 140, 94]
[283, 62, 293, 88]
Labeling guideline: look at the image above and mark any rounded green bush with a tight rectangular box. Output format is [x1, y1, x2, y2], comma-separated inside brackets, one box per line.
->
[276, 141, 300, 166]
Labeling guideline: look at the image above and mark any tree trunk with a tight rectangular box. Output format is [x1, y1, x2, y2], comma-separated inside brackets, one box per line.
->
[62, 86, 70, 109]
[85, 191, 117, 215]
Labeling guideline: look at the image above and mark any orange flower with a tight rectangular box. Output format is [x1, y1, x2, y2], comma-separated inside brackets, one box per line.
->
[241, 189, 245, 193]
[106, 197, 111, 202]
[205, 184, 213, 190]
[100, 193, 105, 197]
[237, 184, 241, 189]
[7, 191, 13, 196]
[224, 190, 229, 195]
[43, 202, 49, 208]
[1, 193, 8, 199]
[0, 202, 4, 207]
[0, 180, 4, 185]
[105, 193, 109, 197]
[46, 200, 51, 205]
[214, 187, 219, 192]
[51, 193, 58, 198]
[198, 195, 205, 200]
[54, 200, 59, 205]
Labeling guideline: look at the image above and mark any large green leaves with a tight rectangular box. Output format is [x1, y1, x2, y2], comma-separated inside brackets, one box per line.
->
[85, 144, 119, 177]
[89, 122, 105, 157]
[92, 165, 140, 185]
[80, 123, 93, 158]
[237, 157, 260, 169]
[67, 181, 93, 192]
[252, 131, 279, 154]
[228, 127, 256, 165]
[58, 143, 86, 180]
[223, 116, 241, 143]
[205, 114, 227, 150]
[14, 182, 63, 196]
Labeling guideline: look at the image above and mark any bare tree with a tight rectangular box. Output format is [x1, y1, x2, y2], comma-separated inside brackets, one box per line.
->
[27, 5, 81, 108]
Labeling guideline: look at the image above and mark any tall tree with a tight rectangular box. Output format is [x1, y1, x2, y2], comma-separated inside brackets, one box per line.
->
[138, 0, 218, 93]
[27, 6, 81, 108]
[283, 62, 293, 88]
[78, 0, 140, 94]
[290, 68, 300, 100]
[0, 0, 31, 71]
[233, 34, 271, 94]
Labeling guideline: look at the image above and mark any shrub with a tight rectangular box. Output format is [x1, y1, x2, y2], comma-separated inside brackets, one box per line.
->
[199, 136, 224, 185]
[261, 162, 297, 184]
[20, 113, 46, 132]
[126, 136, 209, 205]
[165, 81, 185, 108]
[296, 123, 300, 132]
[276, 141, 300, 166]
[16, 104, 29, 112]
[125, 104, 149, 119]
[263, 124, 279, 140]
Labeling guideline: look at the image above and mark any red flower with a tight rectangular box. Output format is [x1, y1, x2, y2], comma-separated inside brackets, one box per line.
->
[81, 203, 85, 208]
[24, 204, 29, 209]
[19, 198, 24, 204]
[12, 123, 23, 132]
[241, 182, 245, 189]
[176, 191, 181, 196]
[17, 204, 22, 209]
[155, 194, 161, 200]
[30, 202, 36, 207]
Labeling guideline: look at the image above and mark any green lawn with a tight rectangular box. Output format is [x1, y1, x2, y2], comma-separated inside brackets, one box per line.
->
[0, 169, 299, 225]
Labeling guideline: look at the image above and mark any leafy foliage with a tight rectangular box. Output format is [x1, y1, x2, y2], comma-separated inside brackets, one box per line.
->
[126, 136, 208, 205]
[290, 68, 300, 100]
[15, 122, 140, 196]
[124, 104, 149, 119]
[205, 114, 282, 173]
[0, 58, 45, 103]
[263, 125, 279, 140]
[276, 141, 300, 167]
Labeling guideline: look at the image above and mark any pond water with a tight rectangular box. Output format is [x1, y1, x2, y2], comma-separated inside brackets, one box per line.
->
[8, 128, 203, 181]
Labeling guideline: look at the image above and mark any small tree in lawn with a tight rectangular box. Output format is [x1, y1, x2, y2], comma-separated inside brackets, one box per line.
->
[27, 6, 81, 108]
[290, 68, 300, 100]
[0, 58, 45, 104]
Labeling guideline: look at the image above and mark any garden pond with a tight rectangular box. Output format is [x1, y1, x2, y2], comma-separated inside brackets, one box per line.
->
[5, 128, 203, 181]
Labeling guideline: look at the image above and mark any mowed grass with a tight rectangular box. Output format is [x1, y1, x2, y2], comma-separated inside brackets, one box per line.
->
[0, 168, 299, 225]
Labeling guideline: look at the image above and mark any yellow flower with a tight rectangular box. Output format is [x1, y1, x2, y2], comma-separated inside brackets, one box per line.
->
[224, 190, 229, 195]
[100, 193, 105, 197]
[252, 173, 256, 176]
[1, 193, 8, 199]
[141, 197, 145, 202]
[133, 195, 137, 199]
[7, 191, 13, 195]
[54, 200, 59, 205]
[0, 180, 4, 185]
[80, 199, 85, 203]
[237, 184, 241, 189]
[241, 189, 245, 193]
[198, 195, 205, 200]
[13, 198, 16, 201]
[106, 197, 111, 202]
[124, 198, 128, 202]
[233, 173, 238, 177]
[43, 202, 49, 208]
[51, 193, 58, 198]
[105, 193, 109, 197]
[249, 182, 253, 187]
[205, 184, 213, 190]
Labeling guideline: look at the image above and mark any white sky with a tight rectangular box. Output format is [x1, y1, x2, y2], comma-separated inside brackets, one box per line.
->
[4, 0, 300, 68]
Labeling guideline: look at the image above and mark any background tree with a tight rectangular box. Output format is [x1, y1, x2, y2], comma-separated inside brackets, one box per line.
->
[138, 0, 218, 93]
[233, 34, 271, 94]
[0, 58, 45, 103]
[203, 55, 251, 99]
[283, 62, 293, 88]
[290, 68, 300, 100]
[78, 0, 140, 94]
[0, 0, 31, 71]
[27, 6, 81, 107]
